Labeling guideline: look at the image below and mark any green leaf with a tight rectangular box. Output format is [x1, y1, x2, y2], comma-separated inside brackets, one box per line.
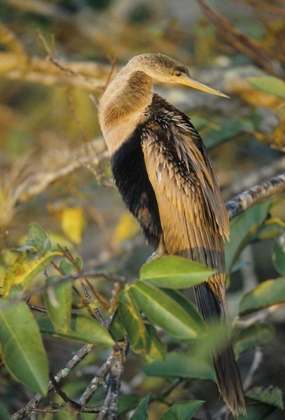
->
[38, 313, 114, 347]
[15, 222, 51, 254]
[131, 282, 202, 339]
[140, 256, 215, 289]
[239, 278, 285, 316]
[130, 395, 149, 420]
[162, 289, 204, 329]
[109, 309, 126, 341]
[118, 288, 148, 353]
[272, 231, 285, 275]
[233, 323, 275, 358]
[0, 299, 48, 395]
[2, 250, 60, 295]
[225, 201, 271, 273]
[255, 217, 285, 241]
[0, 403, 12, 420]
[205, 118, 252, 149]
[246, 385, 284, 410]
[248, 76, 285, 100]
[59, 258, 75, 275]
[145, 324, 166, 361]
[145, 352, 215, 381]
[160, 400, 204, 420]
[238, 404, 276, 420]
[118, 394, 142, 415]
[44, 275, 72, 333]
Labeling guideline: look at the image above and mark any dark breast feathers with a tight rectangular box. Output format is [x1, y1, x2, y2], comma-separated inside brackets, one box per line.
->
[111, 94, 228, 286]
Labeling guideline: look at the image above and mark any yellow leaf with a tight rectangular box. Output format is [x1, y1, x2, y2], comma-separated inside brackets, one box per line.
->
[112, 212, 139, 246]
[273, 113, 285, 151]
[61, 207, 86, 244]
[2, 250, 61, 295]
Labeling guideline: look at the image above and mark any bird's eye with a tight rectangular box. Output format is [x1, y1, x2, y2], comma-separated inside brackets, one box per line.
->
[174, 71, 182, 77]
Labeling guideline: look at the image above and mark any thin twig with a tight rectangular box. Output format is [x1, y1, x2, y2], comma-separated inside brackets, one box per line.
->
[13, 139, 110, 203]
[49, 373, 82, 409]
[11, 344, 94, 420]
[1, 270, 124, 312]
[243, 347, 263, 390]
[197, 0, 281, 74]
[79, 355, 113, 405]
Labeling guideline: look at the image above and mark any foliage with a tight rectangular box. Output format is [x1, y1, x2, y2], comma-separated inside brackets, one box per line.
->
[1, 1, 285, 419]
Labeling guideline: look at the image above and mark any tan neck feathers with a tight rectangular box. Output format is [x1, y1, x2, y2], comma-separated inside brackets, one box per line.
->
[98, 68, 153, 154]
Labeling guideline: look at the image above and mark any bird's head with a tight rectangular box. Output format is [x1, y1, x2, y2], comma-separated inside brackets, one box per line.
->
[126, 53, 228, 98]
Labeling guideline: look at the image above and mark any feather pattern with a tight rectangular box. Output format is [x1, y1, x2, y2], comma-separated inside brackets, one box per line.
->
[142, 95, 228, 302]
[99, 54, 246, 416]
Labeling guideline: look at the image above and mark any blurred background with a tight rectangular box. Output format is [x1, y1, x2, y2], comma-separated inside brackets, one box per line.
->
[0, 0, 285, 418]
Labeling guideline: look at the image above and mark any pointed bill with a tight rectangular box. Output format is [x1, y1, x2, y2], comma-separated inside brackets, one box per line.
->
[180, 74, 229, 98]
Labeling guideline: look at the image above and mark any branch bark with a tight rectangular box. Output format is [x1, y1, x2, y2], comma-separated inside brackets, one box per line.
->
[226, 172, 285, 220]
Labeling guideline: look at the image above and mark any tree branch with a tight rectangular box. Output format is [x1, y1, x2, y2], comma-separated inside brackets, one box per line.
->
[11, 344, 94, 420]
[226, 172, 285, 220]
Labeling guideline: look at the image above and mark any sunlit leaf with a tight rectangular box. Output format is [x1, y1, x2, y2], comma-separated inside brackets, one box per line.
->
[255, 217, 285, 241]
[44, 275, 72, 333]
[38, 313, 114, 347]
[246, 385, 283, 409]
[0, 299, 48, 395]
[234, 323, 275, 357]
[145, 352, 215, 381]
[2, 250, 60, 295]
[248, 76, 285, 100]
[140, 256, 215, 289]
[61, 207, 86, 244]
[239, 278, 285, 316]
[225, 201, 271, 273]
[130, 395, 149, 420]
[131, 282, 201, 339]
[160, 400, 204, 420]
[112, 211, 139, 245]
[118, 287, 148, 353]
[272, 231, 285, 275]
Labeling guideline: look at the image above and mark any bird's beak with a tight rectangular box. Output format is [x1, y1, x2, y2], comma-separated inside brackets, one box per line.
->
[180, 74, 229, 98]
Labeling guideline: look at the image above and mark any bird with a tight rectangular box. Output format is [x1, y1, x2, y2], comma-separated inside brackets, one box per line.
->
[98, 53, 246, 416]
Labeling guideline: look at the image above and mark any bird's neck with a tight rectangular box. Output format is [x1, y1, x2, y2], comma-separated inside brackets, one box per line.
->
[99, 69, 153, 154]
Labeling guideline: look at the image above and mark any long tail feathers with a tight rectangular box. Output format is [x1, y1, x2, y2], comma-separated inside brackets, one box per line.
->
[194, 282, 246, 417]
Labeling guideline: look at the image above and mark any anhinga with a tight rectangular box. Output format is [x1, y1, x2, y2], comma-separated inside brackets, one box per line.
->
[98, 53, 246, 416]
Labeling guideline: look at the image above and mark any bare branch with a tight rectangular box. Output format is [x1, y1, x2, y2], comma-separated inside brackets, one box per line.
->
[226, 172, 285, 220]
[197, 0, 282, 74]
[13, 138, 110, 203]
[0, 52, 114, 91]
[223, 157, 285, 201]
[79, 355, 113, 405]
[11, 344, 94, 420]
[0, 22, 28, 61]
[97, 340, 129, 420]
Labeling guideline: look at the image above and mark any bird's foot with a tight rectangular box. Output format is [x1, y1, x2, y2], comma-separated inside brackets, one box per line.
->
[147, 240, 167, 262]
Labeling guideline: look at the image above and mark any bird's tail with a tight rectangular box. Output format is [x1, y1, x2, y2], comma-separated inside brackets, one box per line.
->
[194, 281, 246, 417]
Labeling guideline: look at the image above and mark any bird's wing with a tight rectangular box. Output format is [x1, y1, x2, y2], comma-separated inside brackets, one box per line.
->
[141, 117, 228, 278]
